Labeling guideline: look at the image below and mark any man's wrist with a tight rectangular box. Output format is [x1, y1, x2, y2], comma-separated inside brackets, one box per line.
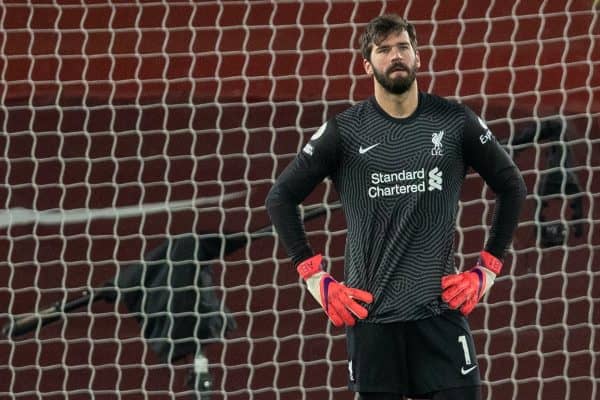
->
[296, 254, 324, 280]
[479, 250, 503, 275]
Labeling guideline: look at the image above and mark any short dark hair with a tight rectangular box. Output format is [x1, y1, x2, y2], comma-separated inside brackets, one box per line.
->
[359, 14, 418, 61]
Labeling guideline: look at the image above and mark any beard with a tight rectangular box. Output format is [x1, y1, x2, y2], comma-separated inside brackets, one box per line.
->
[372, 61, 418, 95]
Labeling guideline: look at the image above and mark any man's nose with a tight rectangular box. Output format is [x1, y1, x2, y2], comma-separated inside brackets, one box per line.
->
[390, 46, 403, 61]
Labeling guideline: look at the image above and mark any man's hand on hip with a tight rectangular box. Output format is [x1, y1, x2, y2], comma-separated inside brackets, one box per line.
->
[297, 254, 374, 327]
[441, 250, 503, 316]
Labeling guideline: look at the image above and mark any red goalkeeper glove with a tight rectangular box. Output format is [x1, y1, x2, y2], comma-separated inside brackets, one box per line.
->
[441, 250, 503, 316]
[297, 254, 374, 327]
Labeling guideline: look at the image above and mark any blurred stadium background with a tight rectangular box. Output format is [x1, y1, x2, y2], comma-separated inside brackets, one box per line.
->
[0, 1, 598, 399]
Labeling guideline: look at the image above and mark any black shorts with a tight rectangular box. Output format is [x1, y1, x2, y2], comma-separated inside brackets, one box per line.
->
[346, 310, 481, 396]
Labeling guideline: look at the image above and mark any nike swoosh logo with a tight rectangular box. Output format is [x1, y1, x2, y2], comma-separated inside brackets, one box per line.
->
[461, 365, 478, 375]
[358, 143, 380, 154]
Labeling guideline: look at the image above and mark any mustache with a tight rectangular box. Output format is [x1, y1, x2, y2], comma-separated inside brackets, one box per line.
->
[387, 63, 410, 74]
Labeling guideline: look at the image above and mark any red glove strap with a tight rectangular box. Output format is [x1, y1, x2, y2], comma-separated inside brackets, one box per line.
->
[479, 250, 503, 275]
[296, 254, 323, 280]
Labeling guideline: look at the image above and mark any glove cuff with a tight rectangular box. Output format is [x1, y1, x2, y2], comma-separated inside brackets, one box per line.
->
[478, 250, 503, 275]
[470, 265, 496, 299]
[297, 254, 324, 280]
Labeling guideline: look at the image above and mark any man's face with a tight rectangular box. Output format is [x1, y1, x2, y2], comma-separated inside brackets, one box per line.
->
[364, 30, 420, 95]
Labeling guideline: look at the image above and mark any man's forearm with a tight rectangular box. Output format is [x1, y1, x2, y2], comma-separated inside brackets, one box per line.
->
[484, 166, 527, 258]
[266, 183, 314, 265]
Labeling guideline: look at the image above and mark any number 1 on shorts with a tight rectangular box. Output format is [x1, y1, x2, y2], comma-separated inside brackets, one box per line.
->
[458, 335, 472, 365]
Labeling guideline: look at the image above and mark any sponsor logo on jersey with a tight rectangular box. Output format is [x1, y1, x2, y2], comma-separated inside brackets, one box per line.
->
[302, 143, 314, 155]
[431, 130, 444, 156]
[428, 167, 443, 191]
[477, 116, 494, 144]
[480, 130, 493, 144]
[368, 167, 443, 198]
[302, 122, 328, 155]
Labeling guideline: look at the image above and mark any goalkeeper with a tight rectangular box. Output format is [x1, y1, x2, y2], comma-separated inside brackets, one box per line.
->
[266, 14, 526, 400]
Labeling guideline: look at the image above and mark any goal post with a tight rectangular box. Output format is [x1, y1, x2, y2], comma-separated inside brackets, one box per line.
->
[0, 1, 598, 399]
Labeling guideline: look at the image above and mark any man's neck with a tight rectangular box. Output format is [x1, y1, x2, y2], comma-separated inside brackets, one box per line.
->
[373, 83, 419, 118]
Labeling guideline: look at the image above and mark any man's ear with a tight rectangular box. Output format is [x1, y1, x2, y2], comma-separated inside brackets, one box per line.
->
[363, 58, 373, 76]
[415, 50, 421, 69]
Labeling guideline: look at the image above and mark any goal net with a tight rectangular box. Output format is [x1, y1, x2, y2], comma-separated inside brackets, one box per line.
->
[1, 1, 598, 399]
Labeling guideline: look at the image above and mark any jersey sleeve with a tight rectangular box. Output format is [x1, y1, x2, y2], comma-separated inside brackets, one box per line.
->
[265, 118, 340, 265]
[462, 106, 527, 260]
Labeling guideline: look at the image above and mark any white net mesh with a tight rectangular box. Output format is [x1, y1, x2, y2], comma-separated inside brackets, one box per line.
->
[0, 1, 598, 399]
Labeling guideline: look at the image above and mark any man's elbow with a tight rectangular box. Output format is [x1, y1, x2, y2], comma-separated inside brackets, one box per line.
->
[509, 172, 528, 218]
[492, 166, 527, 203]
[265, 183, 294, 218]
[516, 172, 527, 205]
[265, 184, 279, 218]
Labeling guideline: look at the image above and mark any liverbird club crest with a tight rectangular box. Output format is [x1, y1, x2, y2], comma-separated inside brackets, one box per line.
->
[431, 130, 444, 156]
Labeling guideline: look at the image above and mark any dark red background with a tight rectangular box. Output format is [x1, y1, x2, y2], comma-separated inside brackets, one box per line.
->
[0, 1, 599, 399]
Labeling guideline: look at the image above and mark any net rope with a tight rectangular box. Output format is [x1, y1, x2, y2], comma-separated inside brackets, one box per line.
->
[0, 1, 598, 399]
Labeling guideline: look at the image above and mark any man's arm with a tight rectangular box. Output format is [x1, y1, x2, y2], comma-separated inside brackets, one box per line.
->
[266, 119, 373, 327]
[461, 107, 527, 259]
[441, 107, 527, 315]
[265, 120, 339, 265]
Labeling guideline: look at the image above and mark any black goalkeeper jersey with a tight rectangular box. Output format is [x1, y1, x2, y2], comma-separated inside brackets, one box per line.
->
[267, 92, 526, 322]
